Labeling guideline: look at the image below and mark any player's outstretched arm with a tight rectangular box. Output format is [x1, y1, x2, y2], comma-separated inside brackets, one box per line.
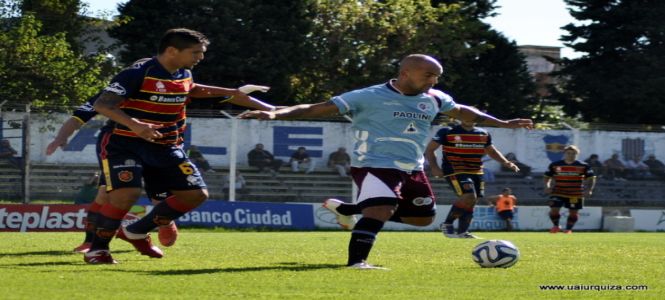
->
[189, 84, 276, 111]
[239, 101, 340, 120]
[444, 105, 533, 129]
[46, 117, 84, 155]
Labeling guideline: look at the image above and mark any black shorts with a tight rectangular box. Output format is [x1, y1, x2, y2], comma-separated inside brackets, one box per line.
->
[497, 210, 514, 220]
[548, 196, 584, 210]
[350, 167, 436, 218]
[96, 132, 173, 201]
[445, 173, 484, 197]
[98, 132, 206, 193]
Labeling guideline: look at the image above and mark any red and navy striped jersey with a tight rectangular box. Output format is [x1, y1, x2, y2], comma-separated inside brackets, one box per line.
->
[431, 125, 491, 176]
[544, 160, 595, 198]
[101, 57, 194, 145]
[71, 92, 101, 124]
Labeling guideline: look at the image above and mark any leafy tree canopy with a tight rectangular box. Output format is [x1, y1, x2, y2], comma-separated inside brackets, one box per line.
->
[557, 0, 665, 124]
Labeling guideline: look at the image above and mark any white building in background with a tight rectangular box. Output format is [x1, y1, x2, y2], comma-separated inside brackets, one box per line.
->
[518, 45, 561, 97]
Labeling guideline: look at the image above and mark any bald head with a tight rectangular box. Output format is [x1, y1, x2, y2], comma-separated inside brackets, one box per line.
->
[399, 54, 442, 73]
[393, 54, 443, 94]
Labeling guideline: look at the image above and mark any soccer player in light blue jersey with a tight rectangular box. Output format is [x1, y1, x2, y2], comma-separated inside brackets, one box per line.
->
[240, 54, 533, 269]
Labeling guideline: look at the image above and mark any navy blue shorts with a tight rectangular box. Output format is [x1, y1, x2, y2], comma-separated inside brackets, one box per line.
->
[95, 132, 172, 201]
[497, 210, 514, 220]
[445, 173, 484, 197]
[98, 133, 206, 193]
[548, 196, 584, 210]
[350, 167, 436, 218]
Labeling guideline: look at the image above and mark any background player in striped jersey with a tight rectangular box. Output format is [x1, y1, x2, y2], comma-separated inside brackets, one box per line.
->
[425, 120, 519, 238]
[544, 145, 596, 233]
[240, 54, 532, 269]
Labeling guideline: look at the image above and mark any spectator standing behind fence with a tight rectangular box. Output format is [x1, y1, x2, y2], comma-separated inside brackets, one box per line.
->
[502, 152, 532, 179]
[187, 145, 214, 173]
[643, 155, 665, 179]
[584, 154, 604, 178]
[0, 139, 20, 168]
[290, 146, 316, 173]
[604, 153, 626, 181]
[328, 147, 351, 176]
[247, 143, 283, 176]
[486, 187, 517, 231]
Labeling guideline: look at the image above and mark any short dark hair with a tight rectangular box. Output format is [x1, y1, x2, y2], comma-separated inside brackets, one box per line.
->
[158, 28, 209, 54]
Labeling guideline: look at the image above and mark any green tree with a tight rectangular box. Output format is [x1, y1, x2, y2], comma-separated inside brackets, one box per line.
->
[557, 0, 665, 124]
[445, 30, 535, 118]
[0, 13, 108, 110]
[108, 0, 315, 105]
[20, 0, 87, 53]
[108, 0, 535, 116]
[430, 0, 535, 118]
[294, 0, 483, 102]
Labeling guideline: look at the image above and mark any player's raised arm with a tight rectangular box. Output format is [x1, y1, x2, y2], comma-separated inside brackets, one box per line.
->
[189, 84, 276, 111]
[444, 104, 533, 129]
[239, 101, 340, 120]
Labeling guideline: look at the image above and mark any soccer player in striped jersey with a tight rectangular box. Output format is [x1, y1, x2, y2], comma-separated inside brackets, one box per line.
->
[544, 145, 596, 234]
[240, 54, 533, 269]
[84, 28, 276, 264]
[425, 120, 519, 238]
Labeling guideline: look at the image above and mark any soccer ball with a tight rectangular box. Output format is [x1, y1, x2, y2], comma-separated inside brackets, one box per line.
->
[471, 240, 520, 268]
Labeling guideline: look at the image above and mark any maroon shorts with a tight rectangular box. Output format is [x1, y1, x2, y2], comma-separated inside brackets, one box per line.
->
[350, 167, 436, 217]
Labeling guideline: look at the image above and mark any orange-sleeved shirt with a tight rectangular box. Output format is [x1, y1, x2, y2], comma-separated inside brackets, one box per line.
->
[495, 195, 516, 212]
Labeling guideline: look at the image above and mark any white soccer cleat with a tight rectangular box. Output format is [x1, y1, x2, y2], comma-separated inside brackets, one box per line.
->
[347, 262, 390, 270]
[323, 198, 357, 230]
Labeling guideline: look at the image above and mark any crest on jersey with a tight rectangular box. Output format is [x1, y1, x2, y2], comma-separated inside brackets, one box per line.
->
[118, 170, 133, 182]
[543, 134, 569, 162]
[417, 102, 431, 112]
[454, 135, 462, 142]
[156, 81, 166, 92]
[403, 122, 418, 134]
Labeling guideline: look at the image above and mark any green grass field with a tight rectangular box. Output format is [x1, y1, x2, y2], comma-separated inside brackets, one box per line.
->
[0, 230, 663, 299]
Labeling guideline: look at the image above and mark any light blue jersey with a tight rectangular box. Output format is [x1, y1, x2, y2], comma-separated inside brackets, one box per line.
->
[331, 81, 456, 172]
